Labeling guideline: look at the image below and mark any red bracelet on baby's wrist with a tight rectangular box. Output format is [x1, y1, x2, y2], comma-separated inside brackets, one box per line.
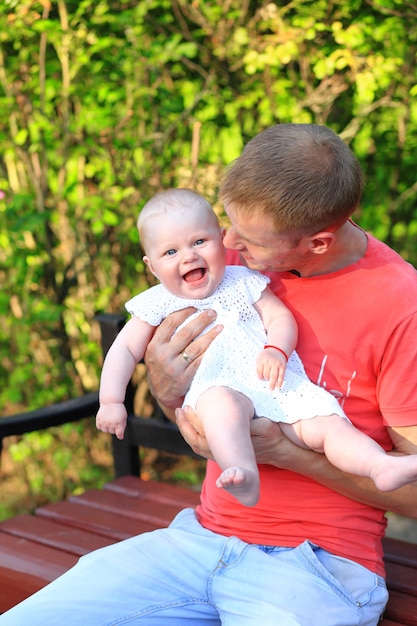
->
[263, 345, 289, 362]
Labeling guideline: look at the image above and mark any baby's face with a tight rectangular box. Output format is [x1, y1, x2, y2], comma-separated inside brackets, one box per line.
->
[143, 207, 226, 300]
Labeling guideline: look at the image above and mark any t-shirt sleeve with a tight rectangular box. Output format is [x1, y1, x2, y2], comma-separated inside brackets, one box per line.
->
[125, 286, 165, 326]
[378, 312, 417, 427]
[239, 267, 271, 304]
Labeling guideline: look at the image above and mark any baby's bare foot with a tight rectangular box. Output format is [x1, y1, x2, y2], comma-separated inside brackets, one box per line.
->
[216, 466, 260, 506]
[371, 454, 417, 491]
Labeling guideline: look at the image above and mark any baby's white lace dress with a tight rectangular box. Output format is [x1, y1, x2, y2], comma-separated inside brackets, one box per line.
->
[125, 266, 345, 423]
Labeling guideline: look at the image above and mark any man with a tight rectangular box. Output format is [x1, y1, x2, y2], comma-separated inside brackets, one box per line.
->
[2, 124, 417, 625]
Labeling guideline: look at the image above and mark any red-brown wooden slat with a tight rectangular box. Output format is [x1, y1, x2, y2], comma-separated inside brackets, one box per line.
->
[383, 536, 417, 568]
[383, 589, 417, 626]
[0, 531, 77, 612]
[0, 532, 77, 580]
[68, 487, 191, 526]
[0, 514, 115, 555]
[36, 499, 158, 540]
[0, 566, 48, 614]
[385, 560, 417, 596]
[104, 474, 201, 507]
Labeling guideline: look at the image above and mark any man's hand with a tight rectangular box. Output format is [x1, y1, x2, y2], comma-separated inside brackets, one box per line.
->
[144, 308, 223, 411]
[249, 417, 300, 465]
[175, 405, 214, 459]
[175, 405, 297, 466]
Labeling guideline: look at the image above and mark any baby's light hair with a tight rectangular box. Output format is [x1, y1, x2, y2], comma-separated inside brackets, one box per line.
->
[138, 188, 218, 254]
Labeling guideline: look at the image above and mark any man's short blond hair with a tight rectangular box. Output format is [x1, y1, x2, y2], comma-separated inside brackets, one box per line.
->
[219, 124, 364, 237]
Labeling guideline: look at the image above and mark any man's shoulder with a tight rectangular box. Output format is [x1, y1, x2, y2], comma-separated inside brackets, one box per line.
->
[357, 235, 417, 323]
[368, 235, 417, 280]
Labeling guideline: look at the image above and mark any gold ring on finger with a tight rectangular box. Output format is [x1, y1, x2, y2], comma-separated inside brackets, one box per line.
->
[182, 351, 193, 363]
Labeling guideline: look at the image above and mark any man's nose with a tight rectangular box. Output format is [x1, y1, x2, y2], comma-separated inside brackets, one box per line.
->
[223, 228, 242, 249]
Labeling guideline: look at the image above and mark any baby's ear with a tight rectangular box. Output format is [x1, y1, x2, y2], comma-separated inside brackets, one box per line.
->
[143, 255, 157, 278]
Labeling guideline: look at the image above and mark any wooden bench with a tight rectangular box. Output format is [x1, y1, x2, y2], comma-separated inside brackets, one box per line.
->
[0, 314, 416, 623]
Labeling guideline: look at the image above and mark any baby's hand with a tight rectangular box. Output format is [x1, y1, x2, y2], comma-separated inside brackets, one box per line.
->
[96, 403, 127, 440]
[256, 347, 287, 389]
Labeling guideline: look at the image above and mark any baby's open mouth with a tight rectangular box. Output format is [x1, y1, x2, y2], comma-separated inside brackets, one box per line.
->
[183, 268, 206, 283]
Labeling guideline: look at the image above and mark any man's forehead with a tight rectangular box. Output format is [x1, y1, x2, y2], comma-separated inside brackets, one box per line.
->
[224, 203, 282, 242]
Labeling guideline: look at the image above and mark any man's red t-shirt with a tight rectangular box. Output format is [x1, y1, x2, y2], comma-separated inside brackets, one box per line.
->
[196, 228, 417, 576]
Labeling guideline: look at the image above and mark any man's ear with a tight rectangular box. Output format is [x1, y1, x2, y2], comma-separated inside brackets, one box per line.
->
[307, 231, 336, 255]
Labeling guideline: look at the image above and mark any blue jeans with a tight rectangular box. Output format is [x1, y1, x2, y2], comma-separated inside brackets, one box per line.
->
[1, 508, 388, 625]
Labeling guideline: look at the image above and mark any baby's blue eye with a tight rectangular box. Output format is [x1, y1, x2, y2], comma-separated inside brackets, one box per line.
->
[165, 249, 176, 256]
[195, 239, 205, 246]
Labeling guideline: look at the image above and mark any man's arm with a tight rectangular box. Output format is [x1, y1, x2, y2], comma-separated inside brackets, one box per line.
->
[176, 407, 417, 519]
[257, 419, 417, 518]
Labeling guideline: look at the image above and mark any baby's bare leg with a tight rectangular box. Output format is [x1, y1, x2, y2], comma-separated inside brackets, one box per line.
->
[196, 387, 260, 506]
[282, 415, 417, 491]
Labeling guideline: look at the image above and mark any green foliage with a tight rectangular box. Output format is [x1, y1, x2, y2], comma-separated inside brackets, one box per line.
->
[0, 1, 416, 511]
[1, 419, 114, 519]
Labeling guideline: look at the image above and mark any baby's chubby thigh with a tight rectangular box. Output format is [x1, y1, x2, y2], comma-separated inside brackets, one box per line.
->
[282, 413, 349, 454]
[195, 385, 255, 425]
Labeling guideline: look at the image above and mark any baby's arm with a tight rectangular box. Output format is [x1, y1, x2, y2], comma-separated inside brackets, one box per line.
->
[96, 315, 155, 439]
[254, 287, 298, 389]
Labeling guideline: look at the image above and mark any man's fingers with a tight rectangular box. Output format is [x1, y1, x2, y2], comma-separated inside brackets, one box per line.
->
[180, 323, 223, 365]
[146, 308, 221, 366]
[176, 405, 203, 435]
[175, 406, 193, 436]
[176, 406, 212, 459]
[171, 309, 220, 354]
[149, 307, 198, 344]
